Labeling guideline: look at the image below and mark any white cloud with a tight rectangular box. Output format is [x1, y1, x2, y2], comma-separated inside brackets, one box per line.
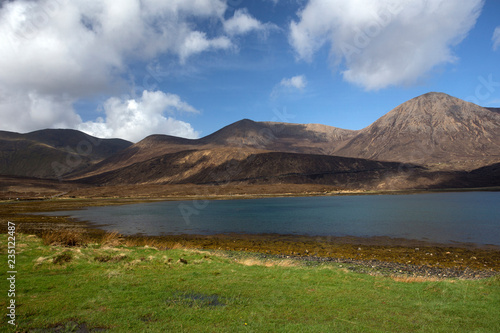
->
[78, 90, 200, 142]
[280, 75, 307, 90]
[271, 75, 307, 98]
[0, 0, 233, 95]
[178, 31, 232, 63]
[493, 26, 500, 51]
[0, 0, 237, 138]
[224, 8, 275, 36]
[289, 0, 484, 90]
[0, 89, 82, 133]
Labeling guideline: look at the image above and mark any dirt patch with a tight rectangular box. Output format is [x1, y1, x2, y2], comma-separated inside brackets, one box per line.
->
[165, 292, 227, 308]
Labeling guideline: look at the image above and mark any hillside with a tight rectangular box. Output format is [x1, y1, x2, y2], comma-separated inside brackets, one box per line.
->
[334, 92, 500, 170]
[0, 129, 132, 179]
[198, 119, 355, 152]
[68, 120, 356, 179]
[78, 147, 430, 190]
[1, 92, 498, 190]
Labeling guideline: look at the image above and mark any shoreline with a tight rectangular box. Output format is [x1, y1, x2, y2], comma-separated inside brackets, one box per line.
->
[1, 178, 499, 202]
[1, 195, 499, 279]
[4, 193, 500, 249]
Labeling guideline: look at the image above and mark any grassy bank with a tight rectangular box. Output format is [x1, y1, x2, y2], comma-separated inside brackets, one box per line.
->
[1, 233, 499, 332]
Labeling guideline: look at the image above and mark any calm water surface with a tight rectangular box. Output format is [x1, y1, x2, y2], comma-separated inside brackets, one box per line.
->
[44, 192, 500, 245]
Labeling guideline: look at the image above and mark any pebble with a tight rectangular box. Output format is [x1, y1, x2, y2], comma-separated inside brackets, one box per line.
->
[277, 255, 498, 279]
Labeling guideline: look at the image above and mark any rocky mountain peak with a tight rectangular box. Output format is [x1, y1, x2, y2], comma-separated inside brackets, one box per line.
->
[335, 93, 500, 169]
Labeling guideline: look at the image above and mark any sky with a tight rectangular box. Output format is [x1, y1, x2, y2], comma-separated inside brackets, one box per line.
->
[0, 0, 499, 142]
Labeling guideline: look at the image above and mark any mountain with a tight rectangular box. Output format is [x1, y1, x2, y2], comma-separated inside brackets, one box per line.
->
[72, 92, 499, 184]
[198, 118, 355, 152]
[2, 92, 499, 192]
[67, 120, 356, 179]
[0, 129, 132, 179]
[334, 92, 500, 170]
[78, 148, 413, 190]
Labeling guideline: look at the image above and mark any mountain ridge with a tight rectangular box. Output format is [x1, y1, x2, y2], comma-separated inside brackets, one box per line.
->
[1, 92, 499, 192]
[334, 92, 500, 169]
[0, 129, 132, 179]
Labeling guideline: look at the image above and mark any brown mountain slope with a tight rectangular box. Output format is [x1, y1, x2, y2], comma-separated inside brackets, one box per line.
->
[334, 92, 500, 170]
[69, 120, 356, 179]
[73, 92, 499, 182]
[78, 147, 419, 190]
[0, 129, 132, 179]
[433, 162, 500, 189]
[199, 118, 355, 151]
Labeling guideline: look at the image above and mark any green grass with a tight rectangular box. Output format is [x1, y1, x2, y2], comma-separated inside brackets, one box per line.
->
[1, 234, 499, 332]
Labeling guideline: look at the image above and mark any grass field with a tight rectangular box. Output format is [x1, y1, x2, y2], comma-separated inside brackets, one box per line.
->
[1, 233, 499, 332]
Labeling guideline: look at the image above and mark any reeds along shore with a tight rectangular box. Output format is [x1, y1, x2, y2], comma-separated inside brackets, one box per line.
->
[32, 228, 500, 279]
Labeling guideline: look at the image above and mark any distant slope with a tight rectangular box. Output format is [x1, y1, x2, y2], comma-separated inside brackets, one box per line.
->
[78, 147, 425, 190]
[0, 129, 132, 179]
[74, 93, 500, 183]
[199, 119, 355, 152]
[69, 120, 356, 179]
[3, 92, 498, 191]
[80, 146, 498, 191]
[335, 92, 500, 170]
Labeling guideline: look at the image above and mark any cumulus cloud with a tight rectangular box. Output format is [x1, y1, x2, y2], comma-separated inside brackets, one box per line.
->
[178, 31, 232, 63]
[289, 0, 484, 90]
[493, 26, 500, 51]
[0, 89, 82, 133]
[78, 90, 200, 142]
[280, 75, 307, 90]
[0, 0, 232, 95]
[224, 8, 276, 36]
[0, 0, 242, 138]
[271, 75, 307, 97]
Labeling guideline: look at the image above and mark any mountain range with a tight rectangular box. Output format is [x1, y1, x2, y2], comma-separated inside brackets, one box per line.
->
[1, 92, 499, 194]
[0, 129, 131, 179]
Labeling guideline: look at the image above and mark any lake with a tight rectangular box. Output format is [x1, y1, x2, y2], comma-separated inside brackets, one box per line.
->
[43, 192, 500, 246]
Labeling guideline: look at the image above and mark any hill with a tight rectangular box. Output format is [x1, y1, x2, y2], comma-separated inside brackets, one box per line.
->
[67, 120, 356, 179]
[334, 92, 500, 170]
[0, 129, 132, 179]
[78, 146, 431, 190]
[1, 92, 499, 191]
[71, 92, 500, 188]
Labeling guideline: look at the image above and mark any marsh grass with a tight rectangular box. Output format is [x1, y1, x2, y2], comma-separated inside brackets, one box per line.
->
[40, 228, 89, 247]
[1, 233, 499, 332]
[99, 231, 123, 247]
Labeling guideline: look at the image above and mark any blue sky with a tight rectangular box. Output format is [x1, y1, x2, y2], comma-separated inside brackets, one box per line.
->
[0, 0, 499, 142]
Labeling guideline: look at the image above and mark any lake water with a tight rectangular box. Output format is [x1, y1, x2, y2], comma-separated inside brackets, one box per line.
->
[44, 192, 500, 246]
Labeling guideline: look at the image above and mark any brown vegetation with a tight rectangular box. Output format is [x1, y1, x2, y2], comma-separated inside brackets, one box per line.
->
[41, 229, 89, 247]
